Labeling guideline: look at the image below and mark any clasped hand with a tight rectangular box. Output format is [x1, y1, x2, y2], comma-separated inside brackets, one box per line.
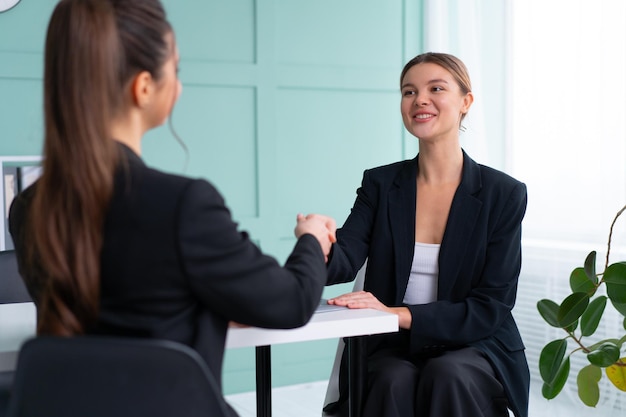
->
[294, 213, 336, 262]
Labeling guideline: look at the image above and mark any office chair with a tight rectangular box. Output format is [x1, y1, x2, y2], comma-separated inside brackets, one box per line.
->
[0, 250, 31, 417]
[0, 372, 12, 417]
[7, 336, 234, 417]
[322, 262, 366, 416]
[0, 250, 31, 304]
[321, 262, 514, 417]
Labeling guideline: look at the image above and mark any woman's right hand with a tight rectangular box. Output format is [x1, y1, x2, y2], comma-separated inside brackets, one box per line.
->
[294, 213, 337, 261]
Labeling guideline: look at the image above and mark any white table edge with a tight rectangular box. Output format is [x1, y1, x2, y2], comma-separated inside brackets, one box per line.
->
[225, 308, 398, 349]
[0, 302, 399, 371]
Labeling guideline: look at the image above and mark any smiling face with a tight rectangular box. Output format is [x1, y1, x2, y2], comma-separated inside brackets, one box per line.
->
[400, 62, 473, 142]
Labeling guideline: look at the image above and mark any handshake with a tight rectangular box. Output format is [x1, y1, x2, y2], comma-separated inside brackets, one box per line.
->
[294, 213, 336, 262]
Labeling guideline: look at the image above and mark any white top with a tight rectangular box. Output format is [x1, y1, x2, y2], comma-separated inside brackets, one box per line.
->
[402, 242, 440, 305]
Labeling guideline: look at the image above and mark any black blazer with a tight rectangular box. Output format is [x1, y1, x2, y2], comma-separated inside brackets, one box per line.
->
[326, 151, 530, 417]
[9, 144, 327, 393]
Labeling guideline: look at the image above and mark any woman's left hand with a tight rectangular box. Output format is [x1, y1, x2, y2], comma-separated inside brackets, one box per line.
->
[328, 291, 412, 329]
[328, 291, 390, 312]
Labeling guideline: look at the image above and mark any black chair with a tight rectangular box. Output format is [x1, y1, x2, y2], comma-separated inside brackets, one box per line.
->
[6, 336, 234, 417]
[0, 250, 31, 417]
[0, 373, 12, 417]
[0, 250, 31, 304]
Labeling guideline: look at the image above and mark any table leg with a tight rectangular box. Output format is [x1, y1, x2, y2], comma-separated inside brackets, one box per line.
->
[255, 345, 272, 417]
[346, 336, 366, 417]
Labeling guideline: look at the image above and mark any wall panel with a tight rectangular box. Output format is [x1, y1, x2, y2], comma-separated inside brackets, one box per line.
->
[274, 88, 401, 225]
[0, 0, 424, 396]
[143, 85, 259, 219]
[167, 0, 256, 64]
[0, 1, 52, 53]
[0, 79, 43, 155]
[275, 0, 402, 69]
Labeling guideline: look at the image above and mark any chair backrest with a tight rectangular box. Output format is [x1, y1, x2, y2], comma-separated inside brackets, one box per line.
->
[0, 250, 31, 304]
[323, 261, 367, 414]
[7, 336, 233, 417]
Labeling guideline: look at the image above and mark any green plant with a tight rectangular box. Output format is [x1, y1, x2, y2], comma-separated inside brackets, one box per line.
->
[537, 205, 626, 406]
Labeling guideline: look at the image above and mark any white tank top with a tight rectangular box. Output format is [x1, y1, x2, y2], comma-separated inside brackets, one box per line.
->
[402, 242, 440, 305]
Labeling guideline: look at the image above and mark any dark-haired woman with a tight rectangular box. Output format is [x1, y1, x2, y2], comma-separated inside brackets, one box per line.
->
[8, 1, 334, 414]
[320, 53, 530, 417]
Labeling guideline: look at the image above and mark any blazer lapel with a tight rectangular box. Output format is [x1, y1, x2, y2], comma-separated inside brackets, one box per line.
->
[438, 151, 483, 299]
[388, 158, 417, 304]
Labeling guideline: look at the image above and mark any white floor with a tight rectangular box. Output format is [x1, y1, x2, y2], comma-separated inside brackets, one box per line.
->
[224, 379, 624, 417]
[225, 380, 328, 417]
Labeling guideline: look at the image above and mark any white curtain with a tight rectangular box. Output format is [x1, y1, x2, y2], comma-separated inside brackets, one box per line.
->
[425, 0, 626, 415]
[511, 2, 626, 414]
[511, 0, 626, 244]
[509, 0, 626, 417]
[422, 0, 502, 168]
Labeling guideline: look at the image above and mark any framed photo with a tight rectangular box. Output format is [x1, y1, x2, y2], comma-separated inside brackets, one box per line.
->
[18, 165, 42, 191]
[3, 166, 18, 250]
[0, 156, 42, 250]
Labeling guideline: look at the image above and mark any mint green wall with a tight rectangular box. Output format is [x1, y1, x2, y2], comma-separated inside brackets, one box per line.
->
[0, 1, 53, 156]
[0, 0, 424, 394]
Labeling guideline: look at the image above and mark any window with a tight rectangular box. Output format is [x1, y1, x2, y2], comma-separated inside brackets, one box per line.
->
[511, 1, 626, 414]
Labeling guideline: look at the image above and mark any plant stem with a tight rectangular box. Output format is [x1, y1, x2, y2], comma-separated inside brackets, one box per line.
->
[567, 331, 590, 353]
[605, 204, 626, 270]
[573, 339, 590, 354]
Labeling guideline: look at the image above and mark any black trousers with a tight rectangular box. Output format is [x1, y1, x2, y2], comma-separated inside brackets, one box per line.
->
[360, 346, 509, 417]
[323, 345, 510, 417]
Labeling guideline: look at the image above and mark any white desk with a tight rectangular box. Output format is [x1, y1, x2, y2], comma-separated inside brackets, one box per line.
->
[0, 302, 398, 417]
[0, 302, 34, 372]
[227, 305, 398, 417]
[226, 305, 398, 348]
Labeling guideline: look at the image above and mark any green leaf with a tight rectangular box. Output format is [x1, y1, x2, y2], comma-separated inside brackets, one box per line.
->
[542, 356, 570, 399]
[580, 296, 607, 337]
[584, 251, 598, 284]
[539, 339, 568, 383]
[557, 292, 590, 328]
[571, 266, 596, 296]
[588, 338, 620, 350]
[611, 299, 626, 316]
[587, 342, 621, 367]
[577, 365, 601, 407]
[603, 262, 626, 303]
[565, 320, 578, 333]
[537, 299, 561, 328]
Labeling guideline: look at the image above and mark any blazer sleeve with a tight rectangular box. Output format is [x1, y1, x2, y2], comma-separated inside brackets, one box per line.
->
[408, 181, 527, 352]
[177, 179, 327, 329]
[326, 169, 377, 285]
